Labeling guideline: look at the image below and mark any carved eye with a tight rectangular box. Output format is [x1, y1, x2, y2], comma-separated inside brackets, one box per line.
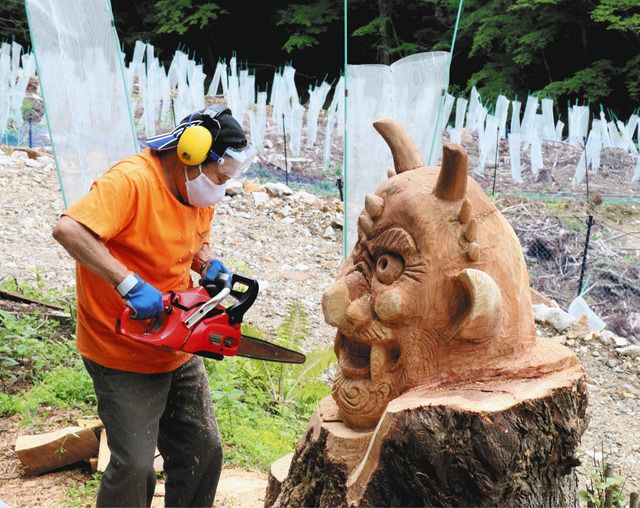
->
[375, 252, 404, 284]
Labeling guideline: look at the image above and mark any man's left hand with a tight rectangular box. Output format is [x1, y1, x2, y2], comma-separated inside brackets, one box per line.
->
[199, 259, 231, 287]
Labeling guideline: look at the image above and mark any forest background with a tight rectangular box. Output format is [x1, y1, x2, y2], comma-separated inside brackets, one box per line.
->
[1, 0, 639, 116]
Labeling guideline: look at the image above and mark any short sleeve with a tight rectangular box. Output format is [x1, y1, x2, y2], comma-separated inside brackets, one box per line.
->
[64, 165, 137, 241]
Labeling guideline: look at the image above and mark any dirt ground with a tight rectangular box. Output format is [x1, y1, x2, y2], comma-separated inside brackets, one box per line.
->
[455, 130, 640, 199]
[0, 410, 267, 507]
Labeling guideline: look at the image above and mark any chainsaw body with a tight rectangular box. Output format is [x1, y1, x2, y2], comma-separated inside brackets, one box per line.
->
[117, 274, 258, 360]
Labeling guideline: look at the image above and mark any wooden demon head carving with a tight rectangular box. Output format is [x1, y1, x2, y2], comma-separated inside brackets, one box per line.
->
[322, 119, 536, 430]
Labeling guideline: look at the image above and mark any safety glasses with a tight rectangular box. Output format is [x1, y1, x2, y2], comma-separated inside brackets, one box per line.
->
[208, 144, 257, 179]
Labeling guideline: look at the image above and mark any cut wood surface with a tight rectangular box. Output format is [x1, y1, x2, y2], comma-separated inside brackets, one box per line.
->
[96, 429, 163, 473]
[96, 429, 109, 473]
[75, 418, 103, 435]
[15, 426, 99, 475]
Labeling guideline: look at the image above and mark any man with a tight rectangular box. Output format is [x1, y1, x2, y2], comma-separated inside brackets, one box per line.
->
[52, 105, 256, 507]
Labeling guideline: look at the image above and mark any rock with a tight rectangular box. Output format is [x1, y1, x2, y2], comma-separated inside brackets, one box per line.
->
[264, 182, 293, 197]
[331, 214, 344, 230]
[322, 226, 335, 240]
[613, 335, 629, 347]
[11, 150, 29, 160]
[290, 190, 317, 205]
[37, 155, 54, 166]
[598, 330, 616, 346]
[25, 159, 42, 168]
[533, 304, 575, 333]
[615, 345, 640, 359]
[243, 180, 261, 193]
[225, 179, 244, 196]
[252, 192, 270, 206]
[599, 331, 630, 348]
[606, 359, 618, 369]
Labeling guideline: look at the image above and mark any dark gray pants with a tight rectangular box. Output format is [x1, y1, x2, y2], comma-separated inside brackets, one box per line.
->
[83, 355, 222, 507]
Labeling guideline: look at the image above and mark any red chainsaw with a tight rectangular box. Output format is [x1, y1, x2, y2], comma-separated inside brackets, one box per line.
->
[117, 273, 305, 364]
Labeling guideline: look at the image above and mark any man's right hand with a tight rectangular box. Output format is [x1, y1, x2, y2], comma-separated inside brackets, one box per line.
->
[117, 274, 163, 320]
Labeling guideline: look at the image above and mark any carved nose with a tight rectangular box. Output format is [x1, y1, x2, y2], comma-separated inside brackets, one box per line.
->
[322, 280, 350, 327]
[345, 296, 373, 329]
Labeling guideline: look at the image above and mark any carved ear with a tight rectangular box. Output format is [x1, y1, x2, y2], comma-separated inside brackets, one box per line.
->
[373, 118, 424, 174]
[456, 269, 502, 342]
[434, 143, 468, 201]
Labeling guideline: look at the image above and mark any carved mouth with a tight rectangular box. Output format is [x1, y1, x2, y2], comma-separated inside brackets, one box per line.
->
[338, 333, 371, 379]
[337, 332, 401, 381]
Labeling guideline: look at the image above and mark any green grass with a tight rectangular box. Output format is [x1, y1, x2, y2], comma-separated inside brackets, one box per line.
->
[622, 253, 640, 264]
[560, 216, 588, 232]
[66, 472, 102, 507]
[1, 280, 334, 473]
[0, 267, 75, 307]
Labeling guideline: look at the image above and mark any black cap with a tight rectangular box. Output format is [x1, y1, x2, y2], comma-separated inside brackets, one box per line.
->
[146, 104, 247, 156]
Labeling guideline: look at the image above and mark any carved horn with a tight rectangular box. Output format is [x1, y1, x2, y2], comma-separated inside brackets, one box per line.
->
[373, 118, 424, 174]
[456, 269, 502, 342]
[434, 143, 468, 201]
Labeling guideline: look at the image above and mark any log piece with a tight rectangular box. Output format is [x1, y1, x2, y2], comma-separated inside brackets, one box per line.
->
[15, 426, 99, 475]
[96, 429, 163, 473]
[267, 339, 588, 507]
[97, 429, 110, 473]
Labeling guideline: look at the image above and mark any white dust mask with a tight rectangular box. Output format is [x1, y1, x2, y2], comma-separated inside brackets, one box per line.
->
[184, 165, 226, 207]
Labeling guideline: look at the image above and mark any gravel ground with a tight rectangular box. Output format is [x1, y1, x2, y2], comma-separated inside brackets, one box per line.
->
[1, 144, 639, 500]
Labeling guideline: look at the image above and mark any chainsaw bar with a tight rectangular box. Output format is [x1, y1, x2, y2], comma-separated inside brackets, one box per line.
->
[237, 334, 306, 364]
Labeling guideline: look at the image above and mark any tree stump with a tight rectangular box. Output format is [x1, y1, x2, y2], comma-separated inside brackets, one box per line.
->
[267, 339, 588, 507]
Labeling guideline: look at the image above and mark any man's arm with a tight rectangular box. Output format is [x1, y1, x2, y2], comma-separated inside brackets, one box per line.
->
[52, 215, 131, 286]
[191, 243, 213, 275]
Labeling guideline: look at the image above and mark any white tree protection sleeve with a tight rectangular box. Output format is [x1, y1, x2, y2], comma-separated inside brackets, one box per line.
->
[345, 52, 449, 252]
[25, 0, 137, 207]
[509, 133, 523, 183]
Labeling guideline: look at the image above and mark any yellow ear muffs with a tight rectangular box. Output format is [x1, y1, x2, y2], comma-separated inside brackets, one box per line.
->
[177, 125, 213, 165]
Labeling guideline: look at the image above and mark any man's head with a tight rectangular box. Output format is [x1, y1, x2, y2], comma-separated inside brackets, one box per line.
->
[147, 105, 255, 184]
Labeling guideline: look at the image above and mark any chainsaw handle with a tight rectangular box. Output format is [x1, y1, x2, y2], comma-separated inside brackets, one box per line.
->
[226, 273, 259, 325]
[117, 294, 178, 343]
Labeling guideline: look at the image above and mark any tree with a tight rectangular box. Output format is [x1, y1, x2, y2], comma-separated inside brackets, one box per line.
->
[276, 0, 341, 53]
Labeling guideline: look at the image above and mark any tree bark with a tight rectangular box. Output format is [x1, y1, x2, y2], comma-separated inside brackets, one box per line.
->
[267, 356, 588, 507]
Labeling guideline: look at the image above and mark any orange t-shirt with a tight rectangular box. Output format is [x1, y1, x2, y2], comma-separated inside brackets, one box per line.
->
[64, 148, 215, 373]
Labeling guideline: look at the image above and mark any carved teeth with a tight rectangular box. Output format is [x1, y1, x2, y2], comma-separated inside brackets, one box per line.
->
[370, 344, 387, 382]
[365, 194, 384, 219]
[467, 242, 479, 261]
[459, 199, 472, 224]
[464, 218, 478, 242]
[358, 213, 374, 239]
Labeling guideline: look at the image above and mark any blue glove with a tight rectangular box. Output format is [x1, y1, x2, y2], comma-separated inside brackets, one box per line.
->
[199, 259, 231, 288]
[120, 274, 163, 320]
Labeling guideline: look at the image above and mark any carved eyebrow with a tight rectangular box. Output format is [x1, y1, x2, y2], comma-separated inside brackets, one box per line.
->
[372, 227, 416, 254]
